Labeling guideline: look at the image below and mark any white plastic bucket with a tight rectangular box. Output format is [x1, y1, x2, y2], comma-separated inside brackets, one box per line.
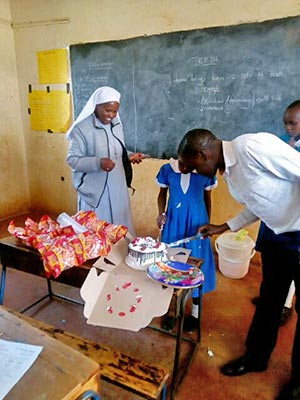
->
[215, 232, 255, 279]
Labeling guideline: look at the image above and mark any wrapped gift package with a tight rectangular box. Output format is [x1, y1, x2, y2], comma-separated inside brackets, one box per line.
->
[8, 211, 128, 278]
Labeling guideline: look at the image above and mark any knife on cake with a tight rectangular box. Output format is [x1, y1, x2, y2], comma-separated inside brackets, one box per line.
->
[167, 233, 202, 247]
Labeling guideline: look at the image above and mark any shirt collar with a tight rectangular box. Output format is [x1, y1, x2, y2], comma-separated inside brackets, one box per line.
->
[222, 140, 237, 175]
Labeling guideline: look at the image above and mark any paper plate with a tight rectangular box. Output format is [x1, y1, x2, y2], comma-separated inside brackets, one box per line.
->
[147, 261, 204, 289]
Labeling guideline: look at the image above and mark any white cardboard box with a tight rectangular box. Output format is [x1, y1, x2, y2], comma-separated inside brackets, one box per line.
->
[80, 237, 175, 332]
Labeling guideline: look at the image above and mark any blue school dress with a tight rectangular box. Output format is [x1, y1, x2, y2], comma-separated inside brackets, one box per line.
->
[156, 161, 217, 294]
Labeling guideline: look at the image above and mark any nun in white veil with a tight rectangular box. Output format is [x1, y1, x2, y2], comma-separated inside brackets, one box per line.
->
[67, 86, 145, 235]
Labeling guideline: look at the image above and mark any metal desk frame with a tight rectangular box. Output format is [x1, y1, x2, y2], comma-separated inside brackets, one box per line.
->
[149, 286, 202, 400]
[0, 236, 87, 313]
[0, 267, 84, 313]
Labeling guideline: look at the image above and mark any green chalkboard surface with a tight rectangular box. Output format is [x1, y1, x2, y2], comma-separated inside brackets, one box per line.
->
[70, 16, 300, 158]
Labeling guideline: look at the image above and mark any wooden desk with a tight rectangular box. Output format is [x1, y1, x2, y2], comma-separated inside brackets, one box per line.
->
[0, 306, 100, 400]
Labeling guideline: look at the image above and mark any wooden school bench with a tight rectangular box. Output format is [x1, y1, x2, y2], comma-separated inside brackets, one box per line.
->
[8, 309, 170, 400]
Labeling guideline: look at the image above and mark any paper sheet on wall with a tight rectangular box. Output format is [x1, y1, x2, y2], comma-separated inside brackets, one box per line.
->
[38, 48, 69, 84]
[29, 90, 71, 132]
[0, 339, 43, 399]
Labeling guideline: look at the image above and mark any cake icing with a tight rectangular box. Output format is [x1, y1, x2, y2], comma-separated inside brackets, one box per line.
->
[125, 236, 167, 270]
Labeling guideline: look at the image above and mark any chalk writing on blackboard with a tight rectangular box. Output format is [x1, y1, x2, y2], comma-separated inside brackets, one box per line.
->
[70, 16, 300, 158]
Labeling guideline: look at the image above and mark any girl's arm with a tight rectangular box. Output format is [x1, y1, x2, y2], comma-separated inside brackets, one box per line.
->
[157, 187, 168, 228]
[204, 190, 212, 221]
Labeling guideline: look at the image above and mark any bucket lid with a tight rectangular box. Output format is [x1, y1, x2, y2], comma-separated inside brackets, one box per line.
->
[216, 232, 255, 250]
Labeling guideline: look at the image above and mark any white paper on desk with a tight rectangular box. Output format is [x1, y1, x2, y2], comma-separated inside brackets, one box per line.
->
[80, 264, 173, 332]
[0, 339, 43, 400]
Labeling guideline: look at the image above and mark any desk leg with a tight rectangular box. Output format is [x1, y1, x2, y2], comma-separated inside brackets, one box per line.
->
[197, 286, 203, 343]
[46, 278, 84, 306]
[170, 289, 189, 400]
[170, 286, 202, 400]
[148, 285, 202, 399]
[47, 279, 53, 298]
[20, 278, 84, 313]
[75, 390, 101, 400]
[0, 263, 7, 305]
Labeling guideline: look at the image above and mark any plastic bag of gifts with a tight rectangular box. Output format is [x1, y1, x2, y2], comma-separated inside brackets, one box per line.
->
[73, 210, 128, 244]
[8, 213, 128, 278]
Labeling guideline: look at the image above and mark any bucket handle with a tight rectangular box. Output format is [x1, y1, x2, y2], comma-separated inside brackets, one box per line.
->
[215, 242, 256, 263]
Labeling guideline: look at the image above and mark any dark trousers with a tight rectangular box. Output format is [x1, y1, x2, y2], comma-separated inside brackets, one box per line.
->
[245, 244, 300, 382]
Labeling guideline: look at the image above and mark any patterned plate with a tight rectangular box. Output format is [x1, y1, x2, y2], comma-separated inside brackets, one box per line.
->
[147, 261, 204, 289]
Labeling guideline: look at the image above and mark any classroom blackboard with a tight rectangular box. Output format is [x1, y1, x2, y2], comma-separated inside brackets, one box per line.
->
[70, 16, 300, 158]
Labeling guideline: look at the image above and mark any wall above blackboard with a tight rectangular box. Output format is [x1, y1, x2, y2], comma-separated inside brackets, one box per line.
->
[70, 16, 300, 158]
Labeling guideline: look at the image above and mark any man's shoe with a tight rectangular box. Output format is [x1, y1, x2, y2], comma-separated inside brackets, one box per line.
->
[280, 306, 293, 326]
[183, 315, 198, 334]
[276, 381, 300, 400]
[220, 356, 268, 376]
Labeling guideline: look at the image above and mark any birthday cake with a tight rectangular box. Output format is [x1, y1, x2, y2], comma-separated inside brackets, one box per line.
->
[125, 236, 167, 270]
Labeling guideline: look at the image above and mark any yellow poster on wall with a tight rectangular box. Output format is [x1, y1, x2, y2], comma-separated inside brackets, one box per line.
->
[38, 48, 69, 84]
[29, 90, 71, 133]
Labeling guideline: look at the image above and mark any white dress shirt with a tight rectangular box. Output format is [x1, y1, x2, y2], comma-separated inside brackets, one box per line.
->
[223, 132, 300, 234]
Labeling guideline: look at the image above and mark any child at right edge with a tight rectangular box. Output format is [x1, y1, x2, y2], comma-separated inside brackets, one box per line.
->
[254, 100, 300, 326]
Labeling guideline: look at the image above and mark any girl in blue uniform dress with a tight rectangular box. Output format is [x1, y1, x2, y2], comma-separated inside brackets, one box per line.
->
[156, 158, 217, 332]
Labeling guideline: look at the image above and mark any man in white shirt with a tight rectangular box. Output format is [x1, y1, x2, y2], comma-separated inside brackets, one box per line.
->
[177, 129, 300, 400]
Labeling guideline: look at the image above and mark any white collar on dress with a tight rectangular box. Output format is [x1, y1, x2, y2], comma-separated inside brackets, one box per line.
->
[169, 158, 191, 194]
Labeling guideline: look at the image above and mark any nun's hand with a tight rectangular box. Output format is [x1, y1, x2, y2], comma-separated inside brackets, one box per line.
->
[129, 153, 150, 164]
[101, 158, 115, 172]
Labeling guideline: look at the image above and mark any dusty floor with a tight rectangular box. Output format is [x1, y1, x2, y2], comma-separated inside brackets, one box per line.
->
[0, 212, 295, 399]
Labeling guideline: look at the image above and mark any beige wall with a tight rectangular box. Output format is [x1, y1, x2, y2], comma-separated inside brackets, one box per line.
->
[2, 1, 300, 251]
[0, 0, 29, 219]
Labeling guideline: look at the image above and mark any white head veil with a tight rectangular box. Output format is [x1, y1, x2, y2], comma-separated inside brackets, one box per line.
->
[67, 86, 121, 137]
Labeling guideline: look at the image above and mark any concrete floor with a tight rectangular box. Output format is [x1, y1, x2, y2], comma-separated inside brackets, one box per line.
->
[0, 213, 295, 399]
